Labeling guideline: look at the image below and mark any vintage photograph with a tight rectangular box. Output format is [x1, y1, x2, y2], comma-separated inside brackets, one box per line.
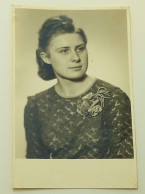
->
[13, 7, 138, 189]
[14, 8, 134, 160]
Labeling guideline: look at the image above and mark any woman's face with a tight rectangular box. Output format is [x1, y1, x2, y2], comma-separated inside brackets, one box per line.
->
[44, 33, 88, 80]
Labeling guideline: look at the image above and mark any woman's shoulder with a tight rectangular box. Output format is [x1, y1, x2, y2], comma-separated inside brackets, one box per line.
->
[94, 78, 120, 91]
[26, 85, 55, 105]
[94, 78, 129, 97]
[91, 78, 131, 107]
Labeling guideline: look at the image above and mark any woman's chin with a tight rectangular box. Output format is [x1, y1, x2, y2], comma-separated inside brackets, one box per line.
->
[56, 71, 87, 81]
[63, 73, 87, 81]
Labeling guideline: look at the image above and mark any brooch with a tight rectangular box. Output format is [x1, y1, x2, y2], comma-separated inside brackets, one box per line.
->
[77, 87, 110, 117]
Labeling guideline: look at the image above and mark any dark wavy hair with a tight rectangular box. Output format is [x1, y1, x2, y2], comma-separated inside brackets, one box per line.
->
[36, 15, 87, 80]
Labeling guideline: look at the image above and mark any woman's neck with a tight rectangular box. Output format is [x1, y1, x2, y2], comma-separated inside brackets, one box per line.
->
[55, 74, 96, 98]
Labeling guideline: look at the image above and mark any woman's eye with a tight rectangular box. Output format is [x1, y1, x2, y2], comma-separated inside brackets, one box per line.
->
[60, 49, 69, 54]
[77, 46, 86, 52]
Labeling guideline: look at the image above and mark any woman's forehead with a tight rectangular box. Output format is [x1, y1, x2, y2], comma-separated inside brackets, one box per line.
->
[49, 33, 85, 48]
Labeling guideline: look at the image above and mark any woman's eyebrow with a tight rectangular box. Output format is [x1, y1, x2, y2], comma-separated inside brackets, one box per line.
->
[56, 47, 70, 51]
[76, 44, 86, 48]
[56, 44, 86, 51]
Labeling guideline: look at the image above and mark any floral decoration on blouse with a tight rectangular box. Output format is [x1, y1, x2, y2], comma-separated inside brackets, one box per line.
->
[77, 87, 110, 117]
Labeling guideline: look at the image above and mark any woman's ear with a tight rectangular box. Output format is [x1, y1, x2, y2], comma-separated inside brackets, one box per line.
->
[40, 52, 51, 64]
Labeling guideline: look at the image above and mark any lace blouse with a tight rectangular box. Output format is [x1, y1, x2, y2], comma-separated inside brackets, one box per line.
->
[24, 79, 134, 159]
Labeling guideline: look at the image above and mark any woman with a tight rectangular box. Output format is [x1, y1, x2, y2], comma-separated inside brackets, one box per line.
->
[24, 15, 134, 159]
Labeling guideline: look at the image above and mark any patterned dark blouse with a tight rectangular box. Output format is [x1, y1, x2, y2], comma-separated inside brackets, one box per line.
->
[24, 79, 134, 159]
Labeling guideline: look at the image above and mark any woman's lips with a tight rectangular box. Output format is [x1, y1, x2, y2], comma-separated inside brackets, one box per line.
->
[69, 65, 82, 69]
[69, 66, 82, 71]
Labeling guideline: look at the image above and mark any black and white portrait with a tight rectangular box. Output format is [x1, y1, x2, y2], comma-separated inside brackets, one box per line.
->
[14, 8, 134, 160]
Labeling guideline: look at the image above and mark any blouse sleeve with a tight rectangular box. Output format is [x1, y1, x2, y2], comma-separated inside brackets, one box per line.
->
[103, 88, 134, 158]
[24, 97, 49, 159]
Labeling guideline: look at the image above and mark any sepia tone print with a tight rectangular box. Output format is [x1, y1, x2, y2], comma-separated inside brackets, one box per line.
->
[13, 7, 137, 189]
[14, 9, 134, 159]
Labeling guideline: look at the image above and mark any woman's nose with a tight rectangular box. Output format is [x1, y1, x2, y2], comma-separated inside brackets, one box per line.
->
[71, 50, 80, 62]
